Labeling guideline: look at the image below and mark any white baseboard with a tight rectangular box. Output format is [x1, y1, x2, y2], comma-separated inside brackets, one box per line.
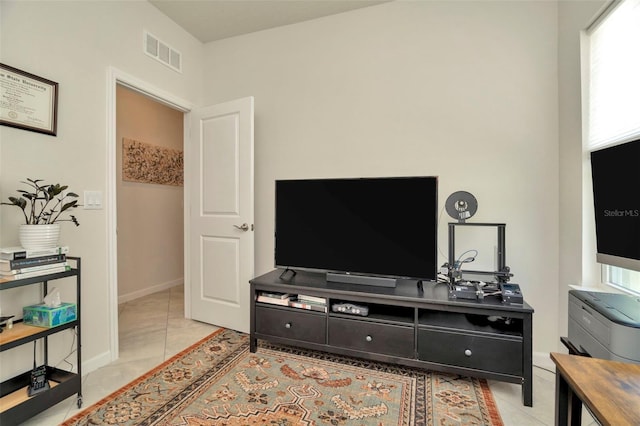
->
[533, 351, 556, 372]
[118, 278, 183, 304]
[82, 349, 113, 375]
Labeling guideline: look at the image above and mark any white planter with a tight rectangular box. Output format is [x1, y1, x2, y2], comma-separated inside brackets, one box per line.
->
[19, 224, 61, 249]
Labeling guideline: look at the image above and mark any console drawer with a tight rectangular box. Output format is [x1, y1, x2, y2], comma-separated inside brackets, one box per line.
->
[418, 328, 522, 376]
[328, 317, 414, 358]
[255, 306, 326, 344]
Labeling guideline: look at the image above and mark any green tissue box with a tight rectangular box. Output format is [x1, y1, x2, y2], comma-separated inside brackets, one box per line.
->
[23, 303, 77, 328]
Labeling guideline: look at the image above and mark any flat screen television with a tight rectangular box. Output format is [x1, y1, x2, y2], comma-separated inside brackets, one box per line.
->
[590, 138, 640, 272]
[275, 176, 438, 287]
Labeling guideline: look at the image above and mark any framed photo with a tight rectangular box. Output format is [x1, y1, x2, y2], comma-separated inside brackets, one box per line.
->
[0, 63, 59, 136]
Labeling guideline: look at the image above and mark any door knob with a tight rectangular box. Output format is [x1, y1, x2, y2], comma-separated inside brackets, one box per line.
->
[234, 223, 250, 231]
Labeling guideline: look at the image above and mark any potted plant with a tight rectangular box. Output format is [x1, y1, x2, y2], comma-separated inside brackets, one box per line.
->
[2, 178, 80, 249]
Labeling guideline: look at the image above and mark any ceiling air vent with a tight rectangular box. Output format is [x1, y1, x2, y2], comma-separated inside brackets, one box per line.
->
[144, 30, 182, 73]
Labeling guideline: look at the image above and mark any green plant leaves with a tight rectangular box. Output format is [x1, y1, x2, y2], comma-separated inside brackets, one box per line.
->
[1, 178, 80, 226]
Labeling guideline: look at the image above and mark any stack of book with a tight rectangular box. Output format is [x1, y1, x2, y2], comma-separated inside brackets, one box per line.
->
[256, 291, 328, 313]
[288, 294, 327, 312]
[0, 246, 71, 281]
[256, 291, 292, 306]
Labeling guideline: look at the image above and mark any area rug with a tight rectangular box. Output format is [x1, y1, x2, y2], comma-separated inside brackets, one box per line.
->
[62, 329, 503, 425]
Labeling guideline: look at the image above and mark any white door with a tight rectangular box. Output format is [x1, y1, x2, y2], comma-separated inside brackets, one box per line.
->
[188, 97, 254, 333]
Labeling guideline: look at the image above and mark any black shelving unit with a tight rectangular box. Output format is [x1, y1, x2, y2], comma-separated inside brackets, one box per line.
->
[250, 268, 534, 406]
[0, 257, 82, 426]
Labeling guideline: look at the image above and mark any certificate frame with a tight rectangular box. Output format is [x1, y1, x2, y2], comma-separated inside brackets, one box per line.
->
[0, 63, 59, 136]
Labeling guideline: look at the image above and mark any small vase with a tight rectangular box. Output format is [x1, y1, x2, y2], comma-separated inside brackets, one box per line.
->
[19, 224, 61, 249]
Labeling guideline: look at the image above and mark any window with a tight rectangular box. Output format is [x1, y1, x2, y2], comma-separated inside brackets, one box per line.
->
[606, 268, 640, 295]
[585, 0, 640, 295]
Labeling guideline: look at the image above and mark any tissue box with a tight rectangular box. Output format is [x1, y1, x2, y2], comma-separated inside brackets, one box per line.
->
[23, 303, 77, 328]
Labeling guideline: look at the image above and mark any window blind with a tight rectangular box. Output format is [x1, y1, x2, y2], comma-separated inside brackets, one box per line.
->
[587, 0, 640, 151]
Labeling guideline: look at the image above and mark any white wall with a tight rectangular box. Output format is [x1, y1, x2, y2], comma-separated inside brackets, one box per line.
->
[557, 0, 607, 346]
[0, 0, 202, 379]
[0, 0, 603, 378]
[201, 0, 588, 359]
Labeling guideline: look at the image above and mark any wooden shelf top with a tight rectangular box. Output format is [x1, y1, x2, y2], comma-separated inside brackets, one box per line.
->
[551, 352, 640, 426]
[0, 381, 59, 414]
[0, 323, 49, 347]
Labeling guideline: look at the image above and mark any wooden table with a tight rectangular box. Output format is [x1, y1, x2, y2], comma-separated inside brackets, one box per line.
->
[550, 352, 640, 426]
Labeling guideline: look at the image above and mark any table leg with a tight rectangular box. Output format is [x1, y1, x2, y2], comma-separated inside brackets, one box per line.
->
[568, 387, 582, 426]
[523, 375, 533, 407]
[555, 371, 582, 426]
[555, 370, 569, 426]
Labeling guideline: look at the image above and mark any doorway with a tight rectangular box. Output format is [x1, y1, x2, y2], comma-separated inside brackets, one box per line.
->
[115, 84, 184, 304]
[114, 84, 186, 358]
[106, 68, 193, 362]
[106, 68, 254, 364]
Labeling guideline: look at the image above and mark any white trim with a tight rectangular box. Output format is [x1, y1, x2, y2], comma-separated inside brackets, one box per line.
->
[118, 278, 183, 304]
[82, 350, 112, 376]
[106, 66, 192, 363]
[112, 70, 192, 113]
[533, 351, 555, 373]
[183, 114, 192, 319]
[585, 0, 621, 33]
[106, 68, 118, 363]
[568, 283, 610, 293]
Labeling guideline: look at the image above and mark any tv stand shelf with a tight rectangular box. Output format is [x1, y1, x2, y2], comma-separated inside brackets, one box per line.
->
[250, 269, 534, 406]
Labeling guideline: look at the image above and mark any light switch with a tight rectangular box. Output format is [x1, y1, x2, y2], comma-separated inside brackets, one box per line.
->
[84, 190, 103, 210]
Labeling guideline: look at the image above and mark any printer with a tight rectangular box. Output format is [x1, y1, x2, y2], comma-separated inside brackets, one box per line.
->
[568, 289, 640, 363]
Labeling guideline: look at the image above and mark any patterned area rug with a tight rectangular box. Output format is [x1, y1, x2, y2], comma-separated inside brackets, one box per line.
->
[62, 329, 503, 425]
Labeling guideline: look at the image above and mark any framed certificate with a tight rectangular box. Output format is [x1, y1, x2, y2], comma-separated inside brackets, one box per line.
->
[0, 63, 59, 136]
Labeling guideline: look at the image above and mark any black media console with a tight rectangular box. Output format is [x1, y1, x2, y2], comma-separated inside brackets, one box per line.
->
[249, 269, 534, 406]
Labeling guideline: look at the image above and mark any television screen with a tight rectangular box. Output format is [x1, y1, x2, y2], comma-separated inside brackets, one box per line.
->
[590, 139, 640, 272]
[275, 176, 438, 282]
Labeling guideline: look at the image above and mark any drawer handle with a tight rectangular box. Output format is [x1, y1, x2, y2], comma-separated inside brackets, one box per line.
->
[464, 349, 472, 357]
[285, 322, 292, 329]
[365, 335, 373, 342]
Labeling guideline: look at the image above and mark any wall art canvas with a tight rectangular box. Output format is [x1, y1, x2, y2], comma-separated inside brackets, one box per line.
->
[122, 138, 183, 186]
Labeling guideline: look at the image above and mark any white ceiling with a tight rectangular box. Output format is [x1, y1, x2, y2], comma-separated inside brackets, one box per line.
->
[149, 0, 389, 43]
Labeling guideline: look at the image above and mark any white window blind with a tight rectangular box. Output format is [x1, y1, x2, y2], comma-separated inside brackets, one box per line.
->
[587, 0, 640, 150]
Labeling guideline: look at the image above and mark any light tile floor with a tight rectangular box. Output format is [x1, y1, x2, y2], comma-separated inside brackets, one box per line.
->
[488, 363, 597, 426]
[22, 286, 596, 425]
[22, 285, 218, 425]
